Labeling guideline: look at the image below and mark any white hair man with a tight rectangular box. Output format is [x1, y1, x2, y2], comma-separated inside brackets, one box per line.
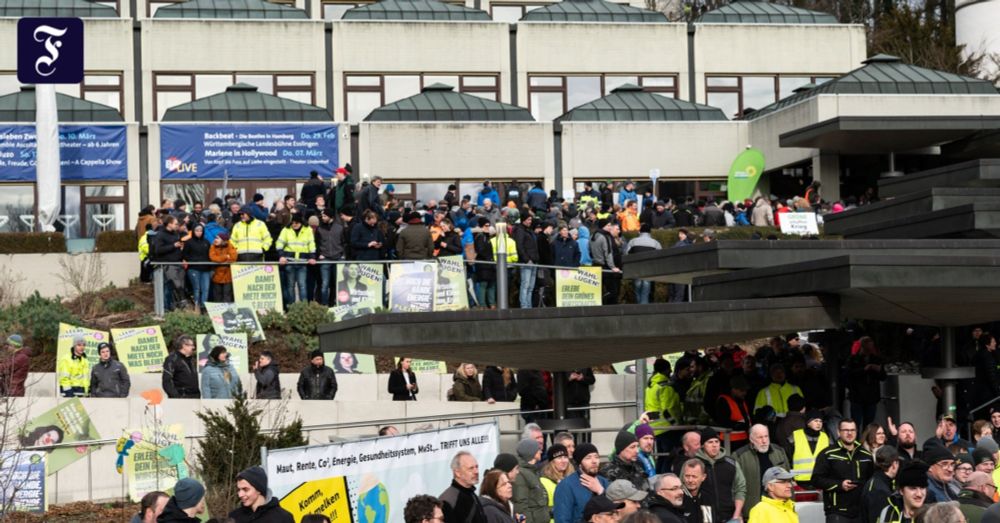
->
[440, 451, 486, 523]
[733, 424, 789, 518]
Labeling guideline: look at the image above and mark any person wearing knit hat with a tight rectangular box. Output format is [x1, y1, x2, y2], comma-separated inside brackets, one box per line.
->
[598, 431, 646, 492]
[1, 333, 30, 397]
[693, 424, 746, 522]
[231, 466, 294, 522]
[977, 434, 1000, 458]
[296, 349, 338, 400]
[494, 453, 520, 479]
[158, 478, 205, 522]
[58, 333, 90, 397]
[787, 409, 830, 485]
[631, 423, 656, 479]
[877, 461, 928, 523]
[517, 439, 541, 464]
[923, 444, 959, 503]
[973, 447, 996, 473]
[512, 439, 549, 523]
[555, 442, 608, 523]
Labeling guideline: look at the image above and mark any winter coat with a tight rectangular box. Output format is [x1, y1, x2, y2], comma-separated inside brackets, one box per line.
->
[228, 496, 295, 523]
[351, 221, 386, 261]
[551, 236, 580, 268]
[751, 200, 775, 227]
[209, 242, 238, 284]
[162, 351, 199, 398]
[576, 226, 592, 266]
[357, 183, 384, 219]
[565, 368, 595, 408]
[526, 187, 548, 212]
[861, 470, 894, 523]
[478, 188, 501, 208]
[473, 233, 496, 281]
[316, 219, 349, 260]
[89, 359, 131, 398]
[151, 227, 183, 262]
[397, 224, 434, 260]
[846, 353, 887, 406]
[517, 370, 549, 412]
[482, 366, 518, 402]
[157, 498, 201, 522]
[694, 447, 747, 522]
[254, 363, 282, 399]
[702, 204, 725, 226]
[481, 496, 515, 523]
[332, 175, 356, 213]
[512, 457, 550, 523]
[297, 364, 338, 400]
[300, 177, 326, 207]
[388, 369, 418, 400]
[452, 370, 483, 401]
[552, 471, 608, 523]
[590, 230, 617, 270]
[647, 494, 687, 523]
[599, 454, 648, 491]
[0, 347, 30, 397]
[512, 224, 539, 263]
[732, 444, 790, 518]
[478, 206, 502, 225]
[201, 360, 243, 399]
[650, 209, 676, 229]
[812, 441, 875, 518]
[436, 231, 464, 258]
[442, 481, 487, 523]
[182, 235, 212, 270]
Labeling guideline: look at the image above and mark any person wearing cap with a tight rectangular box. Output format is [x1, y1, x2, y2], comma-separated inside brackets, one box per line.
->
[788, 409, 829, 485]
[58, 335, 91, 397]
[398, 211, 434, 260]
[331, 166, 355, 213]
[201, 345, 243, 399]
[230, 204, 272, 262]
[679, 459, 709, 522]
[600, 430, 648, 491]
[924, 445, 960, 503]
[648, 473, 690, 523]
[861, 446, 900, 523]
[734, 424, 790, 518]
[512, 439, 549, 523]
[0, 334, 30, 397]
[956, 454, 975, 487]
[554, 443, 608, 523]
[645, 358, 683, 469]
[753, 363, 803, 419]
[158, 478, 206, 522]
[583, 495, 624, 523]
[925, 414, 972, 452]
[230, 466, 294, 522]
[972, 447, 995, 475]
[606, 479, 646, 518]
[89, 342, 130, 398]
[713, 375, 754, 451]
[876, 461, 927, 523]
[296, 350, 337, 400]
[812, 418, 874, 522]
[746, 467, 797, 522]
[958, 471, 995, 522]
[208, 231, 238, 302]
[276, 213, 316, 304]
[693, 427, 746, 522]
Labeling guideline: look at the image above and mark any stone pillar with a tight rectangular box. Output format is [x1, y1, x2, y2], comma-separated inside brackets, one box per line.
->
[811, 153, 841, 203]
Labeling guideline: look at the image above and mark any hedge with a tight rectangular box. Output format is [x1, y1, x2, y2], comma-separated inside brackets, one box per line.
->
[0, 233, 66, 254]
[95, 230, 138, 252]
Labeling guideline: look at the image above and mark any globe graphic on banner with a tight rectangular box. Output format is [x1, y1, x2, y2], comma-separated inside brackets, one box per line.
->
[358, 481, 389, 523]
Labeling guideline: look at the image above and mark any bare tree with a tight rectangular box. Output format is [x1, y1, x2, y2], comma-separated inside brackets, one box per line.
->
[0, 366, 44, 516]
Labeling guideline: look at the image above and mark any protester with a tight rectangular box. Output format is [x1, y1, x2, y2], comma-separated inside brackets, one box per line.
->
[483, 366, 518, 403]
[679, 459, 709, 523]
[753, 363, 803, 418]
[162, 336, 199, 399]
[389, 357, 419, 401]
[89, 342, 131, 398]
[151, 215, 185, 311]
[896, 421, 922, 462]
[405, 495, 445, 523]
[517, 370, 550, 422]
[554, 443, 608, 523]
[670, 431, 701, 476]
[208, 232, 237, 302]
[200, 346, 243, 399]
[590, 219, 622, 305]
[351, 209, 387, 260]
[495, 453, 521, 483]
[452, 363, 484, 401]
[694, 427, 745, 522]
[733, 424, 790, 518]
[133, 490, 168, 523]
[812, 418, 875, 522]
[645, 358, 681, 469]
[441, 451, 487, 523]
[0, 334, 30, 397]
[252, 351, 282, 400]
[606, 480, 646, 519]
[627, 423, 656, 481]
[916, 501, 964, 523]
[957, 471, 994, 522]
[747, 467, 798, 523]
[877, 461, 928, 523]
[158, 478, 206, 522]
[513, 214, 539, 309]
[924, 445, 960, 502]
[600, 430, 647, 491]
[297, 349, 338, 400]
[398, 212, 434, 260]
[583, 495, 624, 523]
[231, 206, 272, 262]
[230, 466, 295, 522]
[713, 376, 753, 452]
[57, 335, 90, 397]
[624, 223, 661, 304]
[925, 414, 972, 450]
[862, 446, 900, 523]
[788, 409, 829, 485]
[647, 474, 689, 523]
[539, 444, 573, 516]
[513, 439, 549, 523]
[481, 469, 517, 523]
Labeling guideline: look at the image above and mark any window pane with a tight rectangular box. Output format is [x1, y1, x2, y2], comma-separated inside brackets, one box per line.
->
[707, 92, 739, 120]
[195, 74, 233, 98]
[156, 74, 191, 86]
[742, 76, 776, 112]
[278, 91, 313, 104]
[391, 183, 413, 194]
[415, 183, 452, 207]
[814, 76, 835, 85]
[277, 75, 312, 86]
[530, 76, 562, 87]
[642, 76, 675, 88]
[779, 76, 811, 99]
[347, 91, 382, 121]
[0, 75, 20, 96]
[235, 75, 274, 95]
[157, 91, 193, 119]
[566, 76, 600, 110]
[324, 3, 357, 19]
[492, 5, 523, 22]
[530, 92, 563, 121]
[465, 91, 497, 101]
[384, 75, 420, 104]
[149, 2, 177, 16]
[604, 75, 638, 95]
[707, 77, 738, 87]
[163, 184, 206, 209]
[85, 186, 125, 197]
[85, 75, 120, 86]
[347, 75, 381, 87]
[86, 203, 126, 238]
[55, 84, 81, 97]
[0, 186, 35, 232]
[463, 76, 497, 87]
[424, 75, 459, 89]
[60, 186, 82, 240]
[83, 91, 121, 111]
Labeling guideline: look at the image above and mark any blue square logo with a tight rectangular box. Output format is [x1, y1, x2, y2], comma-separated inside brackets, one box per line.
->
[17, 18, 84, 85]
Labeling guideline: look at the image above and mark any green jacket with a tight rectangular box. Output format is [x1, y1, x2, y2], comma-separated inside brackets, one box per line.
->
[513, 457, 550, 523]
[958, 488, 992, 523]
[733, 444, 790, 519]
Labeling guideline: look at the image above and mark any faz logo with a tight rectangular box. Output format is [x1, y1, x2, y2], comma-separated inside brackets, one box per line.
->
[165, 156, 198, 173]
[17, 18, 84, 84]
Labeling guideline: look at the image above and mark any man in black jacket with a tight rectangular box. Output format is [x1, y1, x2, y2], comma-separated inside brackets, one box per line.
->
[648, 473, 690, 523]
[230, 466, 294, 523]
[300, 170, 327, 208]
[440, 451, 487, 523]
[812, 418, 875, 522]
[151, 215, 185, 311]
[316, 207, 353, 305]
[513, 215, 539, 309]
[357, 176, 385, 219]
[162, 336, 199, 398]
[254, 351, 282, 399]
[517, 369, 550, 423]
[297, 350, 337, 400]
[567, 368, 596, 436]
[861, 446, 898, 523]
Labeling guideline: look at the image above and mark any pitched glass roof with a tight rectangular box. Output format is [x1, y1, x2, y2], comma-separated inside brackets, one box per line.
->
[342, 0, 491, 21]
[365, 84, 533, 121]
[743, 54, 999, 120]
[558, 84, 727, 121]
[161, 84, 332, 122]
[696, 1, 838, 24]
[0, 87, 123, 122]
[153, 0, 308, 19]
[0, 0, 119, 17]
[520, 0, 666, 22]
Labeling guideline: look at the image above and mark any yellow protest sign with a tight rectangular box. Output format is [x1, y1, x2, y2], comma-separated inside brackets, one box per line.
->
[111, 326, 168, 373]
[434, 255, 469, 311]
[555, 267, 602, 307]
[395, 357, 447, 374]
[125, 424, 185, 502]
[279, 476, 351, 522]
[232, 264, 283, 314]
[56, 323, 110, 369]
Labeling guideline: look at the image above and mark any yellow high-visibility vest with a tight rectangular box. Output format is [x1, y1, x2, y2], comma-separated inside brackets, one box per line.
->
[58, 354, 90, 391]
[276, 226, 316, 259]
[230, 219, 272, 255]
[791, 429, 829, 481]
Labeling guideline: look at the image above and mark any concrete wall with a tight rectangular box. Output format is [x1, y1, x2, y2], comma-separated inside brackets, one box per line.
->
[747, 95, 824, 171]
[2, 252, 140, 299]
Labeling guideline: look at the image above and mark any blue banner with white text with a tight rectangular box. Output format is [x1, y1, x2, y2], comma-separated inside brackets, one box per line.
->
[0, 125, 127, 181]
[160, 124, 339, 180]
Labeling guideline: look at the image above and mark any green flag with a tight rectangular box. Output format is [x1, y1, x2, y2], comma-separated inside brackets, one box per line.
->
[726, 148, 766, 203]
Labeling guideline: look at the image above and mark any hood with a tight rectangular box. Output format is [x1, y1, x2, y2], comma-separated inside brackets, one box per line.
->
[695, 447, 728, 464]
[577, 226, 591, 240]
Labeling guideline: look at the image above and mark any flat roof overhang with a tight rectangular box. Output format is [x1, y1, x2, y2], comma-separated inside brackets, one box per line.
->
[879, 159, 1000, 198]
[691, 255, 1000, 326]
[778, 116, 1000, 153]
[836, 203, 1000, 238]
[317, 297, 839, 370]
[623, 239, 1000, 284]
[942, 131, 1000, 160]
[823, 188, 1000, 235]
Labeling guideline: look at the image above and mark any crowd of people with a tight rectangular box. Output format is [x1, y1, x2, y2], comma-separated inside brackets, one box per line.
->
[139, 169, 858, 312]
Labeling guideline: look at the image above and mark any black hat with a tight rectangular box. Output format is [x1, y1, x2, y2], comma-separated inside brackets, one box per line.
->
[573, 442, 599, 464]
[309, 349, 323, 360]
[973, 447, 995, 466]
[290, 214, 305, 224]
[339, 206, 355, 217]
[547, 443, 568, 461]
[253, 193, 265, 203]
[236, 466, 268, 495]
[493, 453, 519, 473]
[583, 495, 624, 522]
[614, 430, 637, 454]
[700, 427, 721, 444]
[896, 461, 928, 488]
[805, 410, 823, 423]
[923, 445, 955, 466]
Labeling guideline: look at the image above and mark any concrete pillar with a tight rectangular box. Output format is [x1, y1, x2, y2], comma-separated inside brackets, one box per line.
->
[942, 326, 957, 418]
[812, 153, 841, 203]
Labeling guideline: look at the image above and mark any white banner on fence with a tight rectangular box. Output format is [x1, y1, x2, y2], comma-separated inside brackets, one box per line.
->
[779, 212, 819, 235]
[265, 423, 499, 523]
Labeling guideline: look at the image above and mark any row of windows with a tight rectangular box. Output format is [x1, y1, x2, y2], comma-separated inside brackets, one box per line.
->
[0, 73, 124, 115]
[528, 75, 677, 121]
[345, 74, 500, 121]
[706, 75, 835, 119]
[153, 72, 315, 119]
[0, 185, 127, 239]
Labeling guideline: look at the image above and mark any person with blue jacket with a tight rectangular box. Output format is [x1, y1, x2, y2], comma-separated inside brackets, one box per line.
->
[617, 182, 637, 207]
[554, 443, 608, 523]
[552, 226, 581, 267]
[478, 181, 501, 208]
[526, 182, 549, 214]
[200, 346, 243, 399]
[576, 226, 593, 266]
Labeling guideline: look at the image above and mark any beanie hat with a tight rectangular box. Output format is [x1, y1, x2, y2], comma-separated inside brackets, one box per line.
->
[236, 466, 268, 496]
[309, 349, 324, 360]
[494, 453, 519, 473]
[923, 445, 955, 466]
[634, 424, 654, 440]
[700, 427, 721, 444]
[6, 334, 23, 348]
[805, 410, 823, 423]
[547, 444, 568, 461]
[614, 430, 637, 454]
[173, 478, 205, 510]
[517, 439, 540, 461]
[896, 461, 929, 488]
[977, 435, 1000, 455]
[956, 453, 973, 467]
[217, 232, 230, 242]
[652, 358, 670, 376]
[973, 447, 995, 466]
[253, 193, 265, 202]
[573, 443, 599, 464]
[73, 335, 86, 345]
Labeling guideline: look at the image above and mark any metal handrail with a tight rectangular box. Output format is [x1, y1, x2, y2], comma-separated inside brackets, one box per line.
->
[149, 259, 617, 273]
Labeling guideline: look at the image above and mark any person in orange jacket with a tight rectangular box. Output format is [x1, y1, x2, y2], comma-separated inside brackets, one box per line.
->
[208, 232, 238, 302]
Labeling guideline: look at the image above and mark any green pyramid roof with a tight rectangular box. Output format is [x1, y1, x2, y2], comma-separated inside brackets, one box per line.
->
[0, 0, 118, 17]
[0, 87, 122, 122]
[521, 0, 666, 22]
[154, 0, 308, 19]
[365, 84, 533, 121]
[558, 84, 727, 121]
[161, 84, 331, 122]
[343, 0, 490, 21]
[696, 1, 837, 24]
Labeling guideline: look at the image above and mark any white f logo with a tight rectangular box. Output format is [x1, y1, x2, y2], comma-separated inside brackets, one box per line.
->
[33, 25, 68, 77]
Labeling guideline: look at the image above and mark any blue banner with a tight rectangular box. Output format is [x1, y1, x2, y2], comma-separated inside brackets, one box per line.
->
[0, 125, 127, 181]
[160, 124, 339, 180]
